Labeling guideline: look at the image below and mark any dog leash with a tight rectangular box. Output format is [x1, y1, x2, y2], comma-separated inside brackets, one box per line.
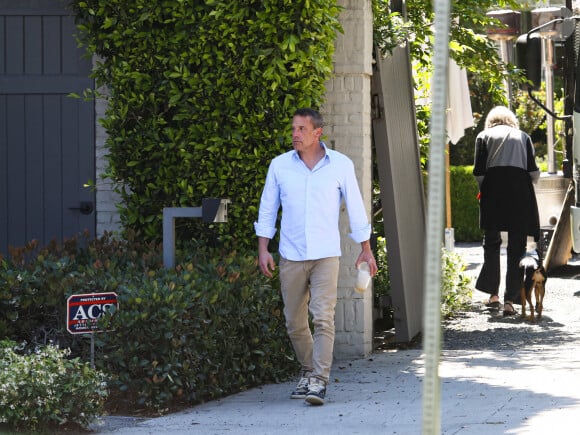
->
[536, 240, 544, 267]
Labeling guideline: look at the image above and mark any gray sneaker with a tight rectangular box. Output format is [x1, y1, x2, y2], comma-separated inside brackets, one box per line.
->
[305, 377, 326, 405]
[290, 375, 310, 399]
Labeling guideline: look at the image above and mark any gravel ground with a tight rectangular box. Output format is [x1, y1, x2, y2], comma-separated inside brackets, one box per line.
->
[444, 242, 580, 351]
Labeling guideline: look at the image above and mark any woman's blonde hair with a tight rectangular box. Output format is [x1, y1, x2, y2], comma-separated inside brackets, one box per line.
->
[485, 105, 519, 129]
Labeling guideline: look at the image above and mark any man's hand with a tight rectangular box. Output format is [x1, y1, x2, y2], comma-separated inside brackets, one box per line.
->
[258, 237, 276, 278]
[355, 240, 378, 277]
[258, 251, 276, 278]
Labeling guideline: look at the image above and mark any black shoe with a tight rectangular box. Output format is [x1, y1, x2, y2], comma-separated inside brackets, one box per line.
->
[305, 378, 326, 405]
[484, 297, 500, 310]
[290, 375, 310, 399]
[503, 302, 518, 317]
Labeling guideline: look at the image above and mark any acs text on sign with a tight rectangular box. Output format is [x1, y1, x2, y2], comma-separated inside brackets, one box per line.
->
[67, 292, 118, 334]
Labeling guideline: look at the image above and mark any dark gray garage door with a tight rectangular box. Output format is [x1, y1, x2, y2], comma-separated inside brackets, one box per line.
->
[0, 0, 95, 256]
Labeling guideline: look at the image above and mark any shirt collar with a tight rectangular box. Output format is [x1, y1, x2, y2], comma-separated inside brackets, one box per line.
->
[291, 141, 330, 161]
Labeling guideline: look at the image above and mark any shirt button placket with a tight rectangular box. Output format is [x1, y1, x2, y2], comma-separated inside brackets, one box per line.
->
[304, 173, 311, 258]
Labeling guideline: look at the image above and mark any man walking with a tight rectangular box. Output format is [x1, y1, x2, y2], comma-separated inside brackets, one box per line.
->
[254, 108, 377, 405]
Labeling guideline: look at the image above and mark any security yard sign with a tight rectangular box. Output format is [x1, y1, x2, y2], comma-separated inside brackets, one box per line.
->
[67, 292, 118, 334]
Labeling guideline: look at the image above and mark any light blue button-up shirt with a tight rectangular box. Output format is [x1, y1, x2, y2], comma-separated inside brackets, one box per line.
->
[254, 142, 371, 261]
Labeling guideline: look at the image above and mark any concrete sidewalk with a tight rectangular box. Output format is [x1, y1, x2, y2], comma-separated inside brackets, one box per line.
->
[90, 244, 580, 434]
[91, 345, 580, 434]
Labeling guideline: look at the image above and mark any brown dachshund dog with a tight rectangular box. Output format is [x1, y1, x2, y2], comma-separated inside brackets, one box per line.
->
[519, 254, 547, 323]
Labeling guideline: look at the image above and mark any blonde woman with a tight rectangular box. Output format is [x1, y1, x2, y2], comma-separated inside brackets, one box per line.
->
[473, 106, 540, 316]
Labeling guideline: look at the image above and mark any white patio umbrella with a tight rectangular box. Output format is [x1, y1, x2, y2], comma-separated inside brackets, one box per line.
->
[446, 59, 474, 146]
[444, 58, 474, 250]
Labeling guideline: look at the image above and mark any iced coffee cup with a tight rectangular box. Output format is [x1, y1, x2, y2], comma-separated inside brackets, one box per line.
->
[355, 262, 371, 293]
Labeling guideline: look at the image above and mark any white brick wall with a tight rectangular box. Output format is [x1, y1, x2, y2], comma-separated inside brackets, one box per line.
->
[323, 0, 374, 359]
[94, 80, 122, 237]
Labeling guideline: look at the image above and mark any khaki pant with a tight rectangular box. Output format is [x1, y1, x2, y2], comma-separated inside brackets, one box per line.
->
[279, 257, 339, 384]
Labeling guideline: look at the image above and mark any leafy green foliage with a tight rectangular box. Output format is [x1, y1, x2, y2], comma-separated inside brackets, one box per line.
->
[373, 0, 527, 168]
[450, 165, 483, 242]
[71, 1, 342, 249]
[0, 232, 161, 354]
[373, 238, 472, 322]
[441, 249, 472, 318]
[373, 236, 391, 302]
[1, 234, 296, 412]
[374, 0, 523, 97]
[0, 340, 108, 431]
[98, 243, 295, 410]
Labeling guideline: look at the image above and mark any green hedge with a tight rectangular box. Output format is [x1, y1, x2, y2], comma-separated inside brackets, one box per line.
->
[0, 235, 297, 412]
[450, 165, 483, 243]
[71, 0, 342, 251]
[99, 246, 296, 408]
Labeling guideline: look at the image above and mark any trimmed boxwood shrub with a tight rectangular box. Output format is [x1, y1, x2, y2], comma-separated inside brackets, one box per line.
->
[0, 233, 161, 354]
[450, 165, 483, 242]
[0, 234, 297, 412]
[98, 243, 296, 409]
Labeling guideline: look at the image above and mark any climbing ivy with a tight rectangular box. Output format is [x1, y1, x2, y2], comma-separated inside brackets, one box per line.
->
[72, 0, 342, 250]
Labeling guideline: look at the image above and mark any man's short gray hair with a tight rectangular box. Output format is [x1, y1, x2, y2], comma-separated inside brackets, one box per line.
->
[293, 108, 323, 129]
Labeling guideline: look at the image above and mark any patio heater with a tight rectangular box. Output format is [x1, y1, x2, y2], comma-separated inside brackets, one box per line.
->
[532, 7, 574, 174]
[573, 1, 580, 253]
[486, 10, 521, 106]
[515, 4, 580, 256]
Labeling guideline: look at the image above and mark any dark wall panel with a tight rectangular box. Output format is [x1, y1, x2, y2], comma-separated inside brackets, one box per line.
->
[0, 95, 7, 250]
[44, 95, 63, 242]
[25, 94, 44, 241]
[0, 2, 95, 255]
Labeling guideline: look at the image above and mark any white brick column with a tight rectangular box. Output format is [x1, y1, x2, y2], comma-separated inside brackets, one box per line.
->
[94, 65, 122, 237]
[322, 0, 374, 358]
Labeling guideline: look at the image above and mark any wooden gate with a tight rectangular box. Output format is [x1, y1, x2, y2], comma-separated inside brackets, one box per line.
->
[0, 0, 95, 256]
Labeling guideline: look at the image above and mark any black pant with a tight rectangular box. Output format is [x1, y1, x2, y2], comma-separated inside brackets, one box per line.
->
[475, 229, 527, 305]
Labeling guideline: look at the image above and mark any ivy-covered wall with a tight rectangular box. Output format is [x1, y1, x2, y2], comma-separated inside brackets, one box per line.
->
[72, 1, 342, 251]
